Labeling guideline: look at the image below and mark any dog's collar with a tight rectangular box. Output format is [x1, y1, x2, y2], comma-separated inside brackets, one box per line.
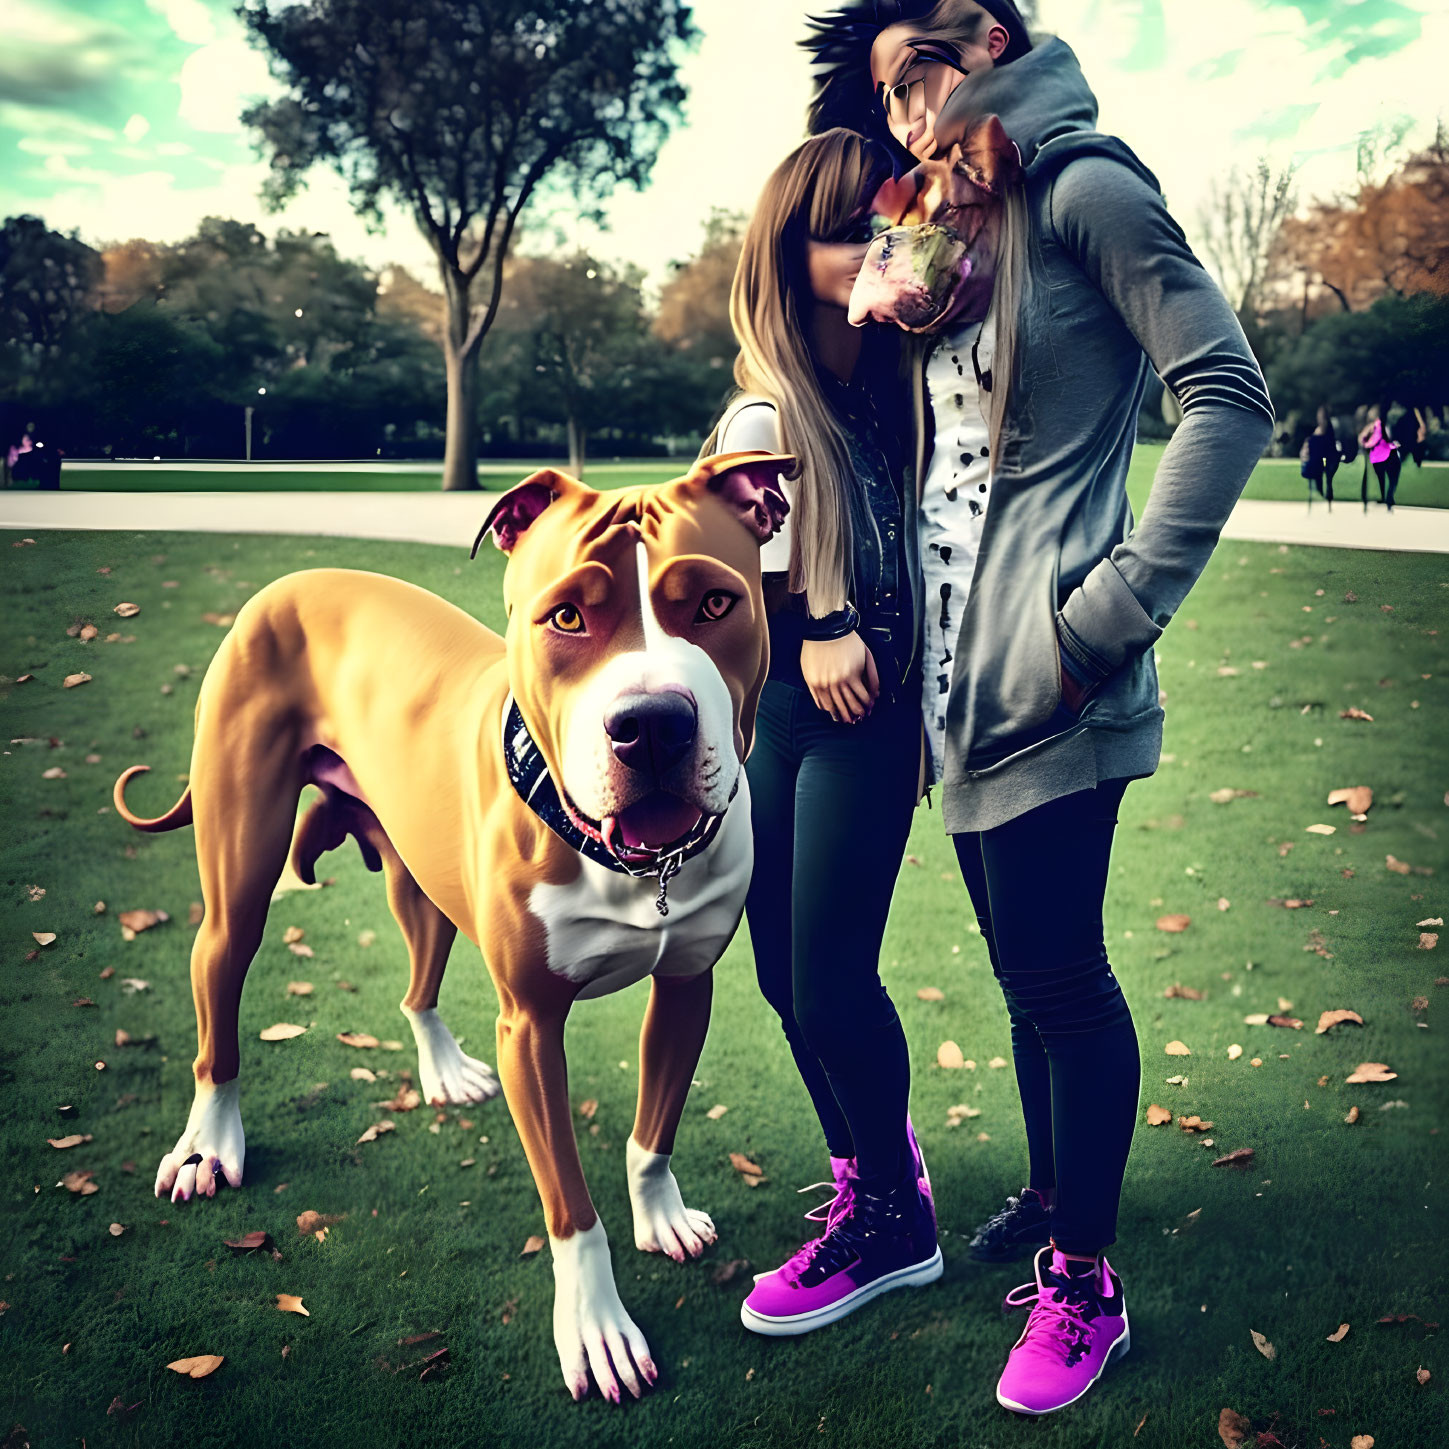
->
[500, 694, 724, 915]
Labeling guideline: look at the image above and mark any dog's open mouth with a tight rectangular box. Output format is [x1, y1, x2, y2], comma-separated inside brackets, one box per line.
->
[563, 790, 708, 867]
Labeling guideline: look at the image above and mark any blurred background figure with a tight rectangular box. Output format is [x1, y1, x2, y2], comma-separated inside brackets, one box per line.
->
[1299, 405, 1341, 507]
[1359, 402, 1402, 510]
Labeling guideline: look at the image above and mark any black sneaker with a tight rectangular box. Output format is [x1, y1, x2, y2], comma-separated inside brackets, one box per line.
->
[968, 1186, 1052, 1264]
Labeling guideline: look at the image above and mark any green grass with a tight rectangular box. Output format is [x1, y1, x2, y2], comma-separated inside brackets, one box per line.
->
[1, 527, 1446, 1449]
[17, 444, 1449, 511]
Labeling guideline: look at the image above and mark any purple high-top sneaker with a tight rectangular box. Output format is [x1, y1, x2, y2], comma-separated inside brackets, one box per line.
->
[996, 1245, 1130, 1414]
[799, 1155, 858, 1228]
[906, 1113, 933, 1210]
[741, 1171, 941, 1336]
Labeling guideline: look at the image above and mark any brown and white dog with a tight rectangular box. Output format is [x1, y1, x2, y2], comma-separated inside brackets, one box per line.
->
[113, 451, 790, 1403]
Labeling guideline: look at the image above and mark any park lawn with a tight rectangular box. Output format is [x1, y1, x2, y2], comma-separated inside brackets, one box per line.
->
[1, 526, 1446, 1449]
[32, 445, 1449, 512]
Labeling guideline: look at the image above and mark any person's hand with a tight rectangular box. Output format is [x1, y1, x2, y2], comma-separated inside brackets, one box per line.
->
[1058, 644, 1092, 718]
[801, 632, 879, 723]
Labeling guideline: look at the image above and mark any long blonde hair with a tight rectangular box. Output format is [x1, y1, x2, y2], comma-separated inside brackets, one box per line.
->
[708, 129, 893, 613]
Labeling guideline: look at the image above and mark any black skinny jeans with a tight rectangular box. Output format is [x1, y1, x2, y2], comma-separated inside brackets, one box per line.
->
[953, 778, 1140, 1255]
[745, 677, 921, 1190]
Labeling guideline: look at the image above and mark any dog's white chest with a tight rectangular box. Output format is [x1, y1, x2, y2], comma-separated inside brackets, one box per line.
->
[527, 780, 753, 1000]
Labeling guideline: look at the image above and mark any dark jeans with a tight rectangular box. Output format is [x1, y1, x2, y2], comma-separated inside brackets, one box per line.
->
[953, 778, 1139, 1255]
[745, 677, 920, 1189]
[1369, 452, 1402, 507]
[1305, 459, 1337, 503]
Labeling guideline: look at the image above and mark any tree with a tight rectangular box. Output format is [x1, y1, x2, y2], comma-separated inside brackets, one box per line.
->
[0, 216, 102, 379]
[239, 0, 696, 489]
[1276, 123, 1449, 313]
[654, 207, 742, 365]
[1196, 158, 1297, 317]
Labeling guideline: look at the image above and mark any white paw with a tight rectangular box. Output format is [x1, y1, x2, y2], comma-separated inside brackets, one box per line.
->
[551, 1219, 657, 1403]
[154, 1078, 245, 1203]
[401, 1004, 501, 1106]
[626, 1135, 717, 1263]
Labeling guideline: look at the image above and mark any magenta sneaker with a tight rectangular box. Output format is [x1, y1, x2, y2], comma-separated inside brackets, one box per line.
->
[741, 1173, 942, 1336]
[906, 1113, 934, 1209]
[799, 1154, 858, 1226]
[996, 1246, 1130, 1414]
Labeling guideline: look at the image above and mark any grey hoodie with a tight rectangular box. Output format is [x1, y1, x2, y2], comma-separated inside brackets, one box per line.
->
[912, 37, 1274, 832]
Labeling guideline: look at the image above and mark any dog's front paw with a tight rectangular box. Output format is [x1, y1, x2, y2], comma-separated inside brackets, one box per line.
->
[154, 1078, 245, 1203]
[626, 1135, 716, 1263]
[401, 1004, 501, 1106]
[551, 1219, 657, 1403]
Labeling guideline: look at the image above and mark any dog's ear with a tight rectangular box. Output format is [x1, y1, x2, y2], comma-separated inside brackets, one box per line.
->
[956, 114, 1022, 196]
[473, 469, 586, 558]
[688, 451, 793, 545]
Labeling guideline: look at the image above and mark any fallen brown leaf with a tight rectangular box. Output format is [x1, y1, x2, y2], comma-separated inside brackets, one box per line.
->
[1165, 1040, 1192, 1056]
[1266, 1015, 1303, 1030]
[286, 981, 313, 996]
[1345, 1106, 1361, 1124]
[276, 1294, 309, 1316]
[1227, 1044, 1243, 1060]
[1327, 1323, 1351, 1342]
[1178, 1115, 1214, 1132]
[1164, 983, 1206, 1000]
[259, 1023, 307, 1042]
[706, 1104, 728, 1120]
[288, 942, 314, 958]
[1250, 1329, 1276, 1360]
[937, 1040, 966, 1069]
[336, 1032, 380, 1049]
[1145, 1104, 1172, 1126]
[1386, 855, 1412, 875]
[1327, 786, 1373, 814]
[356, 1121, 395, 1144]
[113, 603, 140, 618]
[729, 1151, 763, 1177]
[32, 932, 56, 946]
[1350, 1437, 1375, 1449]
[223, 1231, 270, 1252]
[1316, 1009, 1364, 1034]
[377, 1087, 421, 1113]
[1417, 1367, 1431, 1385]
[577, 1099, 597, 1119]
[1218, 1407, 1253, 1447]
[166, 1354, 224, 1378]
[47, 1135, 91, 1149]
[350, 1067, 377, 1083]
[916, 986, 945, 1001]
[1305, 823, 1336, 835]
[1419, 932, 1439, 950]
[1212, 1148, 1255, 1168]
[520, 1235, 545, 1256]
[1339, 707, 1373, 721]
[63, 673, 91, 689]
[1156, 914, 1191, 933]
[1209, 788, 1258, 804]
[295, 1211, 345, 1236]
[1345, 1062, 1397, 1084]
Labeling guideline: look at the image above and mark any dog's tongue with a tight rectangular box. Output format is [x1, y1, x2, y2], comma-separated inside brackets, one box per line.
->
[606, 794, 703, 852]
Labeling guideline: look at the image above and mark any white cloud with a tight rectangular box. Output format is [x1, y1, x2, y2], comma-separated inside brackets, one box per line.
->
[123, 113, 150, 144]
[144, 0, 216, 47]
[177, 35, 276, 133]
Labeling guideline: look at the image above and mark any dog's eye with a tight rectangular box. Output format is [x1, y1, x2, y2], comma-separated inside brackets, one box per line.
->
[547, 603, 586, 634]
[696, 590, 739, 623]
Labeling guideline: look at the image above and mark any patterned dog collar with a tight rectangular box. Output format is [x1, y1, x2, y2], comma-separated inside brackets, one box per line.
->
[500, 695, 726, 915]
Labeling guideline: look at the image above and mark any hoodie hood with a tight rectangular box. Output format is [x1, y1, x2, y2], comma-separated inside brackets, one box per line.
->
[933, 35, 1160, 192]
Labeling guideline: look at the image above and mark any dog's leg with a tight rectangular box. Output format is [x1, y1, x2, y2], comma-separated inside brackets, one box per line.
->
[495, 981, 656, 1403]
[156, 748, 298, 1203]
[379, 841, 500, 1106]
[627, 970, 718, 1262]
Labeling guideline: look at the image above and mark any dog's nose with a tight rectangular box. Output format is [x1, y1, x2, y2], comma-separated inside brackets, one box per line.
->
[605, 691, 698, 776]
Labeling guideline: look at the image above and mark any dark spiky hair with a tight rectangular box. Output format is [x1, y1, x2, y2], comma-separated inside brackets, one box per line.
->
[799, 0, 1032, 139]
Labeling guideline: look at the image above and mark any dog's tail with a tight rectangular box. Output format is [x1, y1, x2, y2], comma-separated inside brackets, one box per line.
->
[113, 766, 193, 832]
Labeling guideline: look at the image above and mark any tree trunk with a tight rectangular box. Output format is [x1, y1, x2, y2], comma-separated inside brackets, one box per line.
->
[567, 415, 586, 478]
[441, 269, 481, 491]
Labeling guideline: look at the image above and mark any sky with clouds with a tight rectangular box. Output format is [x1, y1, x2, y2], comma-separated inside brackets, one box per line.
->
[1, 0, 1444, 297]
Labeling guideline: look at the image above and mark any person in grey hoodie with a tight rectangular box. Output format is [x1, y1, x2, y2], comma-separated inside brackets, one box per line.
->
[801, 0, 1274, 1415]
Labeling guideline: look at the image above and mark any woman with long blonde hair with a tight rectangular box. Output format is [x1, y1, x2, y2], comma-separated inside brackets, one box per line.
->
[706, 128, 941, 1336]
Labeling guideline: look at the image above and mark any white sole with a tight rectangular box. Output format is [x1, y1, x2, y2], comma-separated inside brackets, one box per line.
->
[740, 1247, 944, 1337]
[995, 1309, 1131, 1415]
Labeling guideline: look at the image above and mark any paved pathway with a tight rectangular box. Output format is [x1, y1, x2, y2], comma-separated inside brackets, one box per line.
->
[5, 488, 1449, 554]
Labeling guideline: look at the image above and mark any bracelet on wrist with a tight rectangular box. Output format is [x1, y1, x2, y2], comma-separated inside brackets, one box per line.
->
[801, 601, 860, 642]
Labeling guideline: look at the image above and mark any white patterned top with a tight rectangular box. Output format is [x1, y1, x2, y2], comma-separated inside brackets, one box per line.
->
[919, 312, 995, 779]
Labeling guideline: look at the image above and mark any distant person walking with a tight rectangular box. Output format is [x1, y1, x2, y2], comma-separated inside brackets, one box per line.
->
[1299, 407, 1341, 507]
[1359, 404, 1401, 511]
[1392, 404, 1429, 472]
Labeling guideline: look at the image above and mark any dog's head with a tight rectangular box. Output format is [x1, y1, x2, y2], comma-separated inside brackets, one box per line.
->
[473, 452, 791, 866]
[848, 114, 1021, 333]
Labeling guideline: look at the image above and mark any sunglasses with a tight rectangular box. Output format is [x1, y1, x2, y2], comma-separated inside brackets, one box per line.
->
[878, 43, 970, 129]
